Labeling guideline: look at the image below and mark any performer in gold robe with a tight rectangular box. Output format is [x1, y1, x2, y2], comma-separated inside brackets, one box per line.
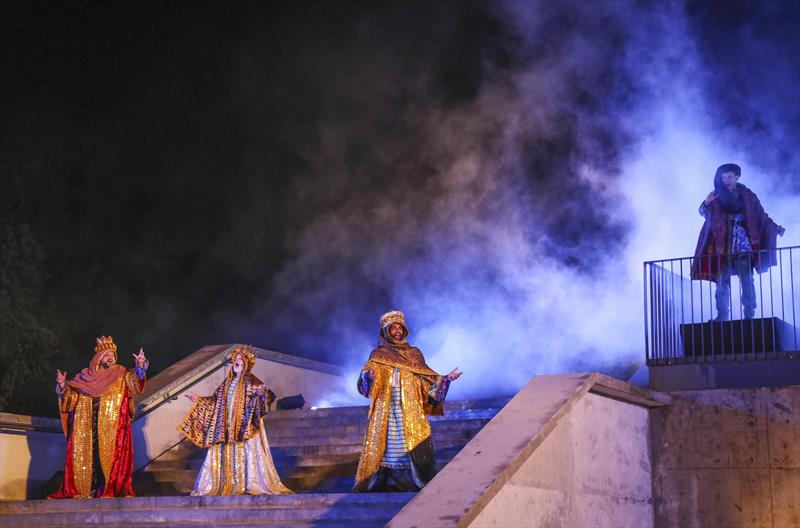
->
[354, 310, 461, 492]
[49, 336, 148, 499]
[178, 345, 292, 496]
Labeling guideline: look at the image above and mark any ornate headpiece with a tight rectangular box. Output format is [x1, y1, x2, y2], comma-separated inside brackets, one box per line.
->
[230, 344, 256, 373]
[380, 310, 406, 330]
[94, 336, 118, 355]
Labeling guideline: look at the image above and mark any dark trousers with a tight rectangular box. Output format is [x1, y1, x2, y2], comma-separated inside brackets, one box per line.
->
[715, 254, 756, 319]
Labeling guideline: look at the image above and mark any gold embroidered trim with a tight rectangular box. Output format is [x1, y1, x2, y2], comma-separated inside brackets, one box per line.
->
[71, 394, 93, 498]
[367, 356, 439, 378]
[97, 376, 125, 482]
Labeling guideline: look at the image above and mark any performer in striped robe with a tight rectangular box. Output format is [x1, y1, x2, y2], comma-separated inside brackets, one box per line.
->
[178, 345, 292, 496]
[354, 310, 461, 492]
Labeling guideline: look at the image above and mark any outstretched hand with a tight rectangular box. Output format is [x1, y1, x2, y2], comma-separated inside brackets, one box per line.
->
[446, 368, 462, 381]
[56, 369, 67, 389]
[133, 348, 148, 368]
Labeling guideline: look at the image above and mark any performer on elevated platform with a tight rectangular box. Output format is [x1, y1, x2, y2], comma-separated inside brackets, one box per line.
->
[354, 310, 462, 492]
[178, 345, 292, 496]
[691, 163, 785, 321]
[49, 336, 148, 499]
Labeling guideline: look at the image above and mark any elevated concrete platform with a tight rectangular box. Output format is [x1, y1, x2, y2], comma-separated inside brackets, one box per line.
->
[650, 357, 800, 391]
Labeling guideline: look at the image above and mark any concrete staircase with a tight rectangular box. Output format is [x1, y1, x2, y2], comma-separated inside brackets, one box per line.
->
[0, 398, 507, 527]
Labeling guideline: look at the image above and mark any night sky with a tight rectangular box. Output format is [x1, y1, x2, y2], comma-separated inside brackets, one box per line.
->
[1, 0, 799, 416]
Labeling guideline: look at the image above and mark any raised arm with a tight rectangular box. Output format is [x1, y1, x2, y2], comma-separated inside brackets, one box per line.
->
[133, 347, 149, 381]
[427, 368, 462, 404]
[699, 191, 716, 218]
[55, 369, 79, 414]
[125, 347, 149, 396]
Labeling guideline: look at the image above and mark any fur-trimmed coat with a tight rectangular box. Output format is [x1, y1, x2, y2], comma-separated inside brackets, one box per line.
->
[691, 183, 783, 282]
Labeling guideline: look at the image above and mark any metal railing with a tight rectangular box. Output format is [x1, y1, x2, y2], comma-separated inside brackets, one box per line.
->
[644, 246, 799, 365]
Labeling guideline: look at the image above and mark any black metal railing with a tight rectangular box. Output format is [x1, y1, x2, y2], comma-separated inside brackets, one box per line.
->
[644, 246, 799, 365]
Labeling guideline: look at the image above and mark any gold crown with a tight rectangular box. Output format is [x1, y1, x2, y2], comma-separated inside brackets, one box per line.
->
[380, 310, 406, 329]
[230, 344, 256, 372]
[95, 336, 118, 354]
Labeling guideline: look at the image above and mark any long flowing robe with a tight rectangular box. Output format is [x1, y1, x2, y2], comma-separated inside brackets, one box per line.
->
[49, 367, 146, 499]
[691, 184, 783, 282]
[353, 346, 449, 492]
[177, 371, 291, 496]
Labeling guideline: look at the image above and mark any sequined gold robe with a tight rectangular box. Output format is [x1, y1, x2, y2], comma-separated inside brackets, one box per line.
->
[353, 347, 448, 491]
[178, 372, 291, 495]
[49, 370, 145, 498]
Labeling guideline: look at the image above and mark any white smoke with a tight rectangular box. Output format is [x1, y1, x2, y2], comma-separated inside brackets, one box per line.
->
[231, 1, 800, 403]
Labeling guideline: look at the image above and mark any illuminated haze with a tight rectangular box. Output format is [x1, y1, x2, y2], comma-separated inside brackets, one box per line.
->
[226, 1, 800, 403]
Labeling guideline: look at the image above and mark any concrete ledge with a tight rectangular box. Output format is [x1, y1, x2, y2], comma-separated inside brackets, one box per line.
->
[388, 372, 669, 528]
[590, 374, 671, 408]
[0, 414, 61, 434]
[650, 358, 800, 391]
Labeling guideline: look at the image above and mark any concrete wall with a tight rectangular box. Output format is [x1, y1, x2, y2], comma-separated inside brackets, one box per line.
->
[0, 415, 64, 500]
[471, 392, 653, 528]
[389, 372, 669, 528]
[651, 386, 800, 528]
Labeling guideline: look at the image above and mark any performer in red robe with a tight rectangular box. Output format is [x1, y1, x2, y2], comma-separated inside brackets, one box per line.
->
[49, 336, 148, 499]
[691, 163, 785, 320]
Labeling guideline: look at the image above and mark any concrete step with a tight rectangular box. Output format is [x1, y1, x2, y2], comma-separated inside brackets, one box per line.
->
[262, 408, 501, 429]
[0, 493, 415, 513]
[155, 428, 484, 458]
[189, 426, 479, 454]
[267, 427, 486, 448]
[154, 436, 470, 464]
[0, 493, 414, 527]
[131, 399, 503, 497]
[263, 417, 492, 441]
[144, 452, 360, 471]
[145, 446, 461, 474]
[137, 473, 354, 495]
[262, 397, 509, 422]
[136, 450, 462, 495]
[147, 459, 359, 484]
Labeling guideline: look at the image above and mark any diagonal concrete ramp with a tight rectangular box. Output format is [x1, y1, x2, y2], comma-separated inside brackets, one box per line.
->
[388, 372, 670, 528]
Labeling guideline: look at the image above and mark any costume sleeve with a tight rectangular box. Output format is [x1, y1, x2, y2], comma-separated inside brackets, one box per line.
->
[57, 385, 79, 413]
[357, 370, 373, 398]
[254, 384, 268, 420]
[427, 376, 450, 403]
[419, 374, 447, 416]
[177, 394, 217, 447]
[125, 367, 146, 396]
[134, 361, 149, 381]
[746, 190, 783, 254]
[699, 200, 709, 218]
